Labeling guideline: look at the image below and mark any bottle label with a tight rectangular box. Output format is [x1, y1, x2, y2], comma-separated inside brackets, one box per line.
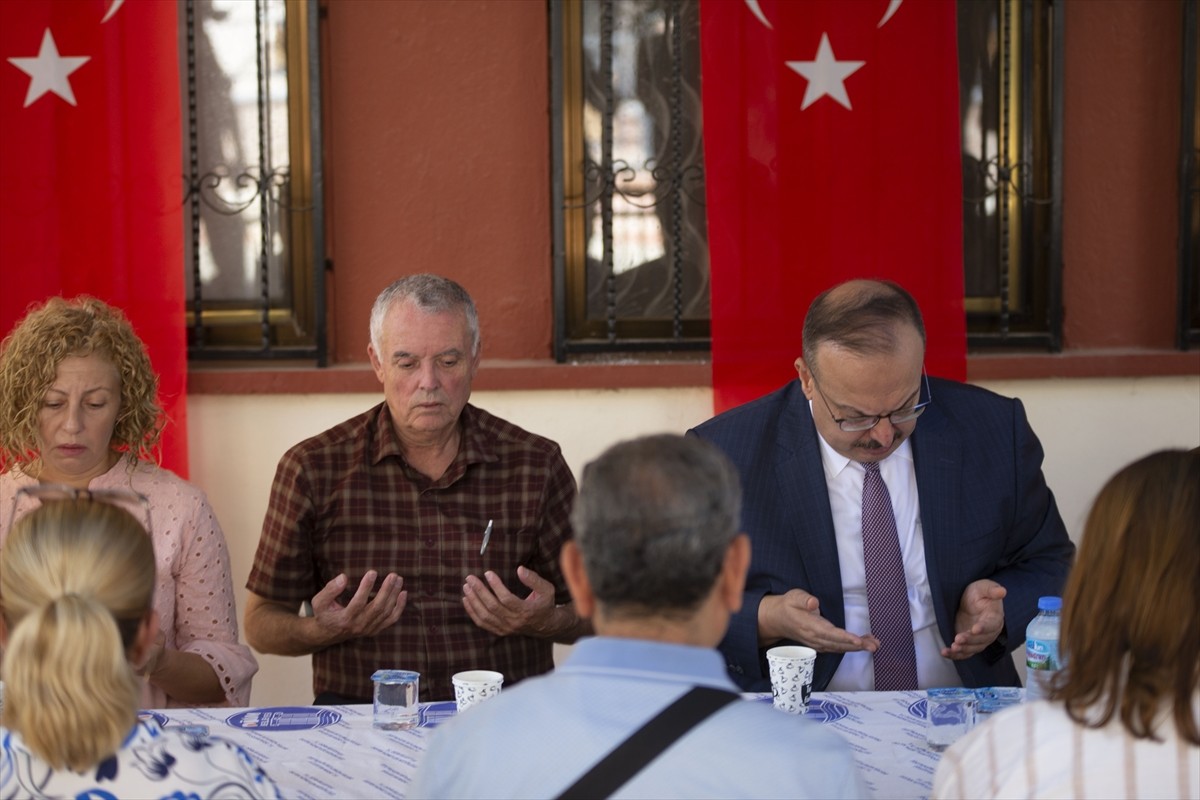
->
[1026, 638, 1058, 671]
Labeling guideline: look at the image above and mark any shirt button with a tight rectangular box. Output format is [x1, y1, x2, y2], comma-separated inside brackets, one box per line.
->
[424, 538, 435, 548]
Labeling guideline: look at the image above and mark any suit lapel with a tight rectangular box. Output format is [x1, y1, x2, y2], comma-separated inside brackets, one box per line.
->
[911, 399, 962, 648]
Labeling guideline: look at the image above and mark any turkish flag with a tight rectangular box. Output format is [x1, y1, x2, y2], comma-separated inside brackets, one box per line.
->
[701, 0, 966, 413]
[0, 0, 188, 476]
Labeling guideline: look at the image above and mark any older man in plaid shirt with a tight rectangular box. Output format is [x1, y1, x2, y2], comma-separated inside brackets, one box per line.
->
[244, 275, 587, 703]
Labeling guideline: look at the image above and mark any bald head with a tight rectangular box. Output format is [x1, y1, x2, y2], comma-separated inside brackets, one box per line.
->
[801, 279, 926, 377]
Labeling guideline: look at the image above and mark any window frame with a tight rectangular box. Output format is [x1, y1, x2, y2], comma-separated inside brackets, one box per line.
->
[182, 0, 326, 364]
[551, 0, 1066, 359]
[551, 0, 710, 360]
[959, 0, 1064, 350]
[1179, 0, 1199, 350]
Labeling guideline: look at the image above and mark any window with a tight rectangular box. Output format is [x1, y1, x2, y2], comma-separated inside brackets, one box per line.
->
[551, 0, 1064, 357]
[182, 0, 325, 362]
[551, 0, 709, 358]
[958, 0, 1062, 349]
[1180, 0, 1199, 349]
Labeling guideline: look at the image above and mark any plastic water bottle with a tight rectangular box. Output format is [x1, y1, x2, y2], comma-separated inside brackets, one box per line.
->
[1024, 596, 1062, 702]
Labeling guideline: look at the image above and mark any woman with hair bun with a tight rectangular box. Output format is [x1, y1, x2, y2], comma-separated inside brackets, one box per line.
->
[0, 295, 256, 707]
[0, 498, 279, 798]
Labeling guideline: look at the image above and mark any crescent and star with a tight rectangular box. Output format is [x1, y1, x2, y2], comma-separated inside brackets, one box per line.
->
[102, 0, 126, 24]
[744, 0, 903, 111]
[6, 0, 125, 108]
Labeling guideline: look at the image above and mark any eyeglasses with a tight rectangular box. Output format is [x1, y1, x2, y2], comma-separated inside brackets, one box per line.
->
[811, 369, 933, 432]
[6, 484, 153, 538]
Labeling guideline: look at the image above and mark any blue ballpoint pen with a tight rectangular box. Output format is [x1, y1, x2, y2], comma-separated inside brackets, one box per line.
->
[480, 519, 493, 554]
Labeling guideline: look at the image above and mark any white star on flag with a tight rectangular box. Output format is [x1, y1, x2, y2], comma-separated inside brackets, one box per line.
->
[786, 33, 865, 111]
[7, 29, 90, 108]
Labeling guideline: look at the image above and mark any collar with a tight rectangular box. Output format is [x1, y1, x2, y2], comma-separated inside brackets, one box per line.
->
[806, 398, 914, 480]
[557, 636, 740, 692]
[368, 403, 500, 483]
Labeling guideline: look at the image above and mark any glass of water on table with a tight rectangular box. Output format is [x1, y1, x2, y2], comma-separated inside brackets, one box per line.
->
[925, 687, 976, 750]
[371, 670, 420, 730]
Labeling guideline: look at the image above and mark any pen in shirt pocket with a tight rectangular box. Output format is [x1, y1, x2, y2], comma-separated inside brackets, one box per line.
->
[480, 519, 493, 555]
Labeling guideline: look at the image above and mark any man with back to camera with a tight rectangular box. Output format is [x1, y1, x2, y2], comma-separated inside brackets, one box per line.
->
[409, 433, 865, 799]
[243, 274, 587, 703]
[689, 278, 1075, 693]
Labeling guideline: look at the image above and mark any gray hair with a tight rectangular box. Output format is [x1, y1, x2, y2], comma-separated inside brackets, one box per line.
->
[802, 279, 926, 376]
[369, 274, 480, 356]
[571, 434, 742, 618]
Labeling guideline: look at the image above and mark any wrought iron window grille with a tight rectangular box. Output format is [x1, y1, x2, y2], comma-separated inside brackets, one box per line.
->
[553, 0, 710, 359]
[553, 0, 1064, 358]
[182, 0, 326, 364]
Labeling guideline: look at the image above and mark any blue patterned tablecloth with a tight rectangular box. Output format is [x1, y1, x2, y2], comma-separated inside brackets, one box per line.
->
[160, 689, 1014, 799]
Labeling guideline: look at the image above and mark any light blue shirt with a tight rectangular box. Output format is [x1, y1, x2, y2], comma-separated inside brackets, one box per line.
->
[409, 636, 866, 799]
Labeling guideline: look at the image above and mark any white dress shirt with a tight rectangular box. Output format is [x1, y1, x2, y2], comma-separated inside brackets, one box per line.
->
[810, 402, 962, 691]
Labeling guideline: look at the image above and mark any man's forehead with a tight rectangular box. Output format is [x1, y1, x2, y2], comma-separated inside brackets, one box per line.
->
[813, 325, 923, 366]
[814, 346, 922, 405]
[386, 297, 464, 321]
[388, 344, 466, 359]
[384, 302, 467, 332]
[381, 304, 470, 352]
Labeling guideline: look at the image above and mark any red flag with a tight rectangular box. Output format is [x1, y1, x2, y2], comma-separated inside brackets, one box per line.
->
[702, 0, 966, 413]
[1, 0, 187, 476]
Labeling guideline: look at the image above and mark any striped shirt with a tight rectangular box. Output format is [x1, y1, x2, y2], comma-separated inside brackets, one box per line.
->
[246, 402, 576, 702]
[932, 696, 1200, 799]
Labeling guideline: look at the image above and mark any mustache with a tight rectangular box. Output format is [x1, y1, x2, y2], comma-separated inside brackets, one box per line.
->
[854, 431, 906, 450]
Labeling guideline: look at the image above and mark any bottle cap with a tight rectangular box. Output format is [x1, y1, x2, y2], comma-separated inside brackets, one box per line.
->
[1037, 596, 1062, 611]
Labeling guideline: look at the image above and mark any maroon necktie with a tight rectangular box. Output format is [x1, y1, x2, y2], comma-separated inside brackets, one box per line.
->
[861, 461, 919, 690]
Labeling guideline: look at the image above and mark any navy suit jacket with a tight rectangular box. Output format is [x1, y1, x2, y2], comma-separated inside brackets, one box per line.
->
[689, 378, 1075, 692]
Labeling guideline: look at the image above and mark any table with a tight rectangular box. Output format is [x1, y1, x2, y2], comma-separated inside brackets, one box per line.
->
[159, 691, 963, 799]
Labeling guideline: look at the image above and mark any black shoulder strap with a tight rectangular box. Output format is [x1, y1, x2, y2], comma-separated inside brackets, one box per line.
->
[555, 686, 739, 800]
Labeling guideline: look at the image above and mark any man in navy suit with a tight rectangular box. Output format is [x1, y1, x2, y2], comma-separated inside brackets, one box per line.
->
[690, 279, 1074, 692]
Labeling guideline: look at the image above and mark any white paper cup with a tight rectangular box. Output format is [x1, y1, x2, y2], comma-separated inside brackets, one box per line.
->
[766, 645, 816, 714]
[452, 670, 504, 713]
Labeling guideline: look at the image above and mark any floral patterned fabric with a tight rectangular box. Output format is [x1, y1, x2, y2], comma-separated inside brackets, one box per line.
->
[0, 720, 280, 799]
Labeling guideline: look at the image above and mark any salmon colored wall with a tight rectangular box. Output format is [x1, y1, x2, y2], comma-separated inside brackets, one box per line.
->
[322, 0, 553, 364]
[1061, 0, 1182, 350]
[233, 0, 1199, 386]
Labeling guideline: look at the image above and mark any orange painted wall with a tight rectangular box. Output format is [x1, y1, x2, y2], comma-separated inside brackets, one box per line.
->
[1061, 0, 1183, 350]
[301, 0, 1194, 375]
[322, 0, 553, 364]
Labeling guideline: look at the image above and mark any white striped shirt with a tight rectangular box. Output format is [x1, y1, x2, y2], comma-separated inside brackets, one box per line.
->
[932, 696, 1200, 799]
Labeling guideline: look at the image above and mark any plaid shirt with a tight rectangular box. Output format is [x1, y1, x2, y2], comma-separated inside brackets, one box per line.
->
[246, 402, 576, 702]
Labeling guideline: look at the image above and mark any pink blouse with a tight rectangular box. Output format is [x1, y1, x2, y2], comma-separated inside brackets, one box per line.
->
[0, 461, 258, 708]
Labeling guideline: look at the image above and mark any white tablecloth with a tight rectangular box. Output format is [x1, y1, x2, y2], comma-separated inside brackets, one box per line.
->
[159, 690, 964, 799]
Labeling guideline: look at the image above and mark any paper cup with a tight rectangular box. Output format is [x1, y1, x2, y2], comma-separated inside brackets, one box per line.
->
[766, 645, 816, 714]
[452, 670, 504, 712]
